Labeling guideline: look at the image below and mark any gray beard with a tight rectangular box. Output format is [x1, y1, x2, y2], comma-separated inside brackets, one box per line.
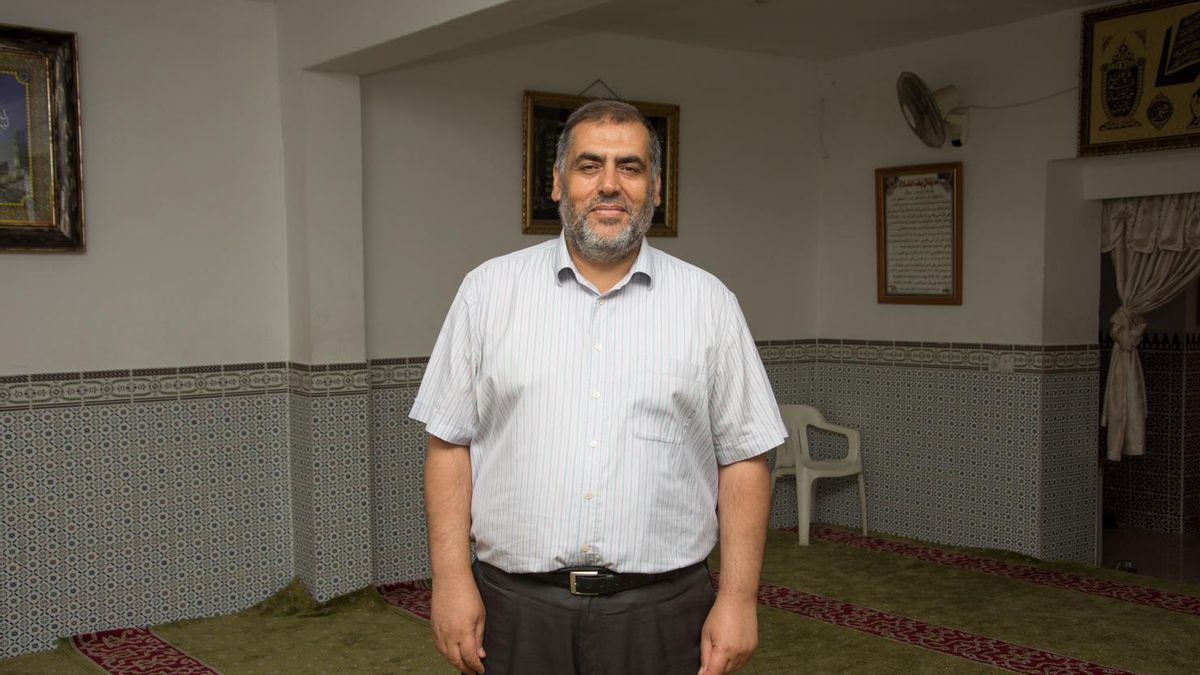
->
[559, 192, 656, 264]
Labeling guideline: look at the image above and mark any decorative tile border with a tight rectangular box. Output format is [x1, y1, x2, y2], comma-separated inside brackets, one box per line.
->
[289, 363, 370, 397]
[0, 339, 1102, 411]
[369, 358, 428, 389]
[0, 361, 356, 410]
[754, 339, 1099, 373]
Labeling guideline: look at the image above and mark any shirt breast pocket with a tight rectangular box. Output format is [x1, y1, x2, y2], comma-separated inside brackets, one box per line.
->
[629, 360, 706, 445]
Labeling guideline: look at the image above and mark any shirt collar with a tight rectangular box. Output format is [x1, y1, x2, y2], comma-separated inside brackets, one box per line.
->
[554, 230, 656, 291]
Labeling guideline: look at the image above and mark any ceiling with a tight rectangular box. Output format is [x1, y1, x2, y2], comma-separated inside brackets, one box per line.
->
[550, 0, 1105, 60]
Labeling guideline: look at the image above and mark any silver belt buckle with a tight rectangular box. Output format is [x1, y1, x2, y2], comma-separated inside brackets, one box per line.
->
[569, 570, 600, 596]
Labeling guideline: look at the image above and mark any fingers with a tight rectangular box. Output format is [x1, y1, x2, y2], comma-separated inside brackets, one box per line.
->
[460, 639, 486, 674]
[475, 613, 487, 659]
[432, 625, 486, 674]
[698, 629, 712, 675]
[460, 618, 486, 675]
[439, 639, 484, 675]
[700, 644, 750, 674]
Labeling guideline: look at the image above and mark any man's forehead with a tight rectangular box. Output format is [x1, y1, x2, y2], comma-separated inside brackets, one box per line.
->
[568, 119, 651, 155]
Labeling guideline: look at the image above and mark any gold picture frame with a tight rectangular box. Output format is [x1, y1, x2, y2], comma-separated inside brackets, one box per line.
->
[1079, 0, 1200, 156]
[522, 90, 678, 236]
[0, 23, 85, 253]
[875, 163, 963, 305]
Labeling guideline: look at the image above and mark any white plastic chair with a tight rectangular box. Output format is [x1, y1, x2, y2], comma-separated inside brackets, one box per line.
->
[771, 405, 867, 545]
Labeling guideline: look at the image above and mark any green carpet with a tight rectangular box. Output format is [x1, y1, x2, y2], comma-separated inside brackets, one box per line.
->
[3, 528, 1198, 674]
[741, 529, 1200, 674]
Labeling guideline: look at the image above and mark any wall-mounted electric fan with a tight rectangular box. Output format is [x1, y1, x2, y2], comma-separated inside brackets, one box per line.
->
[897, 71, 968, 148]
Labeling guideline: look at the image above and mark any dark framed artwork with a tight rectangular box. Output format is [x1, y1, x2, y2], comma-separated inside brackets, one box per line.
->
[1079, 0, 1200, 156]
[875, 162, 963, 305]
[0, 24, 84, 253]
[522, 90, 678, 236]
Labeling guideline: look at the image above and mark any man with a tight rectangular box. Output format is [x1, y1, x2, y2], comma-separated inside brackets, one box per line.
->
[412, 99, 786, 675]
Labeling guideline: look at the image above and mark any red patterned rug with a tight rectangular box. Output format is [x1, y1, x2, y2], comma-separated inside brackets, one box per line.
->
[70, 628, 219, 675]
[724, 574, 1132, 675]
[809, 526, 1200, 616]
[378, 575, 1131, 674]
[376, 579, 432, 620]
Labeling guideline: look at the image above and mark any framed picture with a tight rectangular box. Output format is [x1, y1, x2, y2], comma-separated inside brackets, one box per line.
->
[875, 162, 963, 305]
[1079, 0, 1200, 156]
[0, 24, 84, 253]
[522, 90, 678, 236]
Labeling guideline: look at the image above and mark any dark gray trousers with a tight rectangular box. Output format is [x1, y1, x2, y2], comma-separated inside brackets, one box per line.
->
[471, 560, 715, 675]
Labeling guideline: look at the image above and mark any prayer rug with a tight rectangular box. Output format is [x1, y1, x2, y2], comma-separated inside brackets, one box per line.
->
[70, 628, 219, 675]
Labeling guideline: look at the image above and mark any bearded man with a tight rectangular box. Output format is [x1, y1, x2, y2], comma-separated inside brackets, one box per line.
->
[412, 98, 785, 675]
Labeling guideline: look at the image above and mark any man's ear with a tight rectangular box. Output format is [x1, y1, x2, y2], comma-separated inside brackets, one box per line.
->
[653, 174, 662, 207]
[552, 167, 562, 202]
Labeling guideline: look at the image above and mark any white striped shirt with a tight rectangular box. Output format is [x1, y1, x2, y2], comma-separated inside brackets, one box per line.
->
[410, 233, 786, 573]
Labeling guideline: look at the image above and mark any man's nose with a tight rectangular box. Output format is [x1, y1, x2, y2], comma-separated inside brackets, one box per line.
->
[598, 165, 619, 195]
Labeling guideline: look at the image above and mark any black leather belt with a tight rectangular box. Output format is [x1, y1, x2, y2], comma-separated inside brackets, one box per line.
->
[522, 562, 704, 596]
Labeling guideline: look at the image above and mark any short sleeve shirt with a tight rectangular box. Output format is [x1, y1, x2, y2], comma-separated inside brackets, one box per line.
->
[410, 234, 786, 573]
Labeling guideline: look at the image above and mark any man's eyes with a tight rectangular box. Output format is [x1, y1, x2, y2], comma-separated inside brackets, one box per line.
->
[574, 163, 644, 174]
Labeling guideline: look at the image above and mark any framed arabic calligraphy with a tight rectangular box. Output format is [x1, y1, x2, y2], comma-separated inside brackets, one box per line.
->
[0, 24, 84, 252]
[875, 163, 962, 305]
[1079, 0, 1200, 156]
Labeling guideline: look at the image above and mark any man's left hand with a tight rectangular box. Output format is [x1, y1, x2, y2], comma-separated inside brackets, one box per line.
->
[697, 594, 758, 674]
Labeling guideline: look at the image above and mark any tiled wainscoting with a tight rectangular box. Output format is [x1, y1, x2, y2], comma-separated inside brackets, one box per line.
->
[0, 341, 1098, 658]
[1100, 338, 1200, 535]
[1, 366, 295, 659]
[759, 340, 1099, 563]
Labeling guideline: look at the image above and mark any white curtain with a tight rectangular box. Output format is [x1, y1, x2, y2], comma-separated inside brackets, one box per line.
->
[1101, 192, 1200, 460]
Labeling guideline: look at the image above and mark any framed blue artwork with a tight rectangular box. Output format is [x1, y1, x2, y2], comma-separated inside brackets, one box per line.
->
[0, 23, 84, 252]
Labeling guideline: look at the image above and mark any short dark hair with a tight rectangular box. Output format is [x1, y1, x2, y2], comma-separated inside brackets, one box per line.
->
[554, 99, 662, 180]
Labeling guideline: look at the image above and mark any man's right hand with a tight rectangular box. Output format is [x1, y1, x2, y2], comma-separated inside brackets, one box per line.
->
[430, 572, 487, 674]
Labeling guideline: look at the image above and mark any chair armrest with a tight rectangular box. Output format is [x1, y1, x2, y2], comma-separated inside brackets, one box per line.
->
[806, 420, 862, 462]
[810, 419, 857, 439]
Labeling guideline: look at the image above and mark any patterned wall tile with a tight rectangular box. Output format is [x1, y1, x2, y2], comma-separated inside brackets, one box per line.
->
[291, 388, 373, 602]
[0, 340, 1107, 658]
[1040, 370, 1099, 563]
[1, 392, 292, 659]
[370, 385, 432, 583]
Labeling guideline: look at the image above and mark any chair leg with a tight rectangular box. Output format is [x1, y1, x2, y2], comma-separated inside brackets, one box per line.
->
[856, 473, 868, 536]
[797, 475, 814, 546]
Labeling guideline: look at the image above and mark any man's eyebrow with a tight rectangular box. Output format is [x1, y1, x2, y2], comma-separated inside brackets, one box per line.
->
[571, 153, 647, 167]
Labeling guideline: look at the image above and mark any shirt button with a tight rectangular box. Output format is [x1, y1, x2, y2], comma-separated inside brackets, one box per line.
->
[588, 440, 598, 448]
[592, 390, 600, 399]
[594, 343, 603, 351]
[585, 491, 594, 500]
[598, 298, 607, 305]
[580, 544, 591, 553]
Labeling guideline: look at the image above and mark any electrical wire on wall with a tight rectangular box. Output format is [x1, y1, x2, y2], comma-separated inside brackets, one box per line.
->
[961, 86, 1078, 111]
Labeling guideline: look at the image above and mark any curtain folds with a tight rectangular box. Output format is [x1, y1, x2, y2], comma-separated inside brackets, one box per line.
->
[1101, 192, 1200, 460]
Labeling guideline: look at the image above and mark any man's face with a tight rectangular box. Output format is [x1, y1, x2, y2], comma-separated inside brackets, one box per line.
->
[553, 119, 661, 264]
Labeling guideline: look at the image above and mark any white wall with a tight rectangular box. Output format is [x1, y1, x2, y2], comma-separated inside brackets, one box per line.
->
[0, 0, 287, 374]
[816, 9, 1084, 344]
[362, 32, 822, 357]
[1044, 160, 1101, 345]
